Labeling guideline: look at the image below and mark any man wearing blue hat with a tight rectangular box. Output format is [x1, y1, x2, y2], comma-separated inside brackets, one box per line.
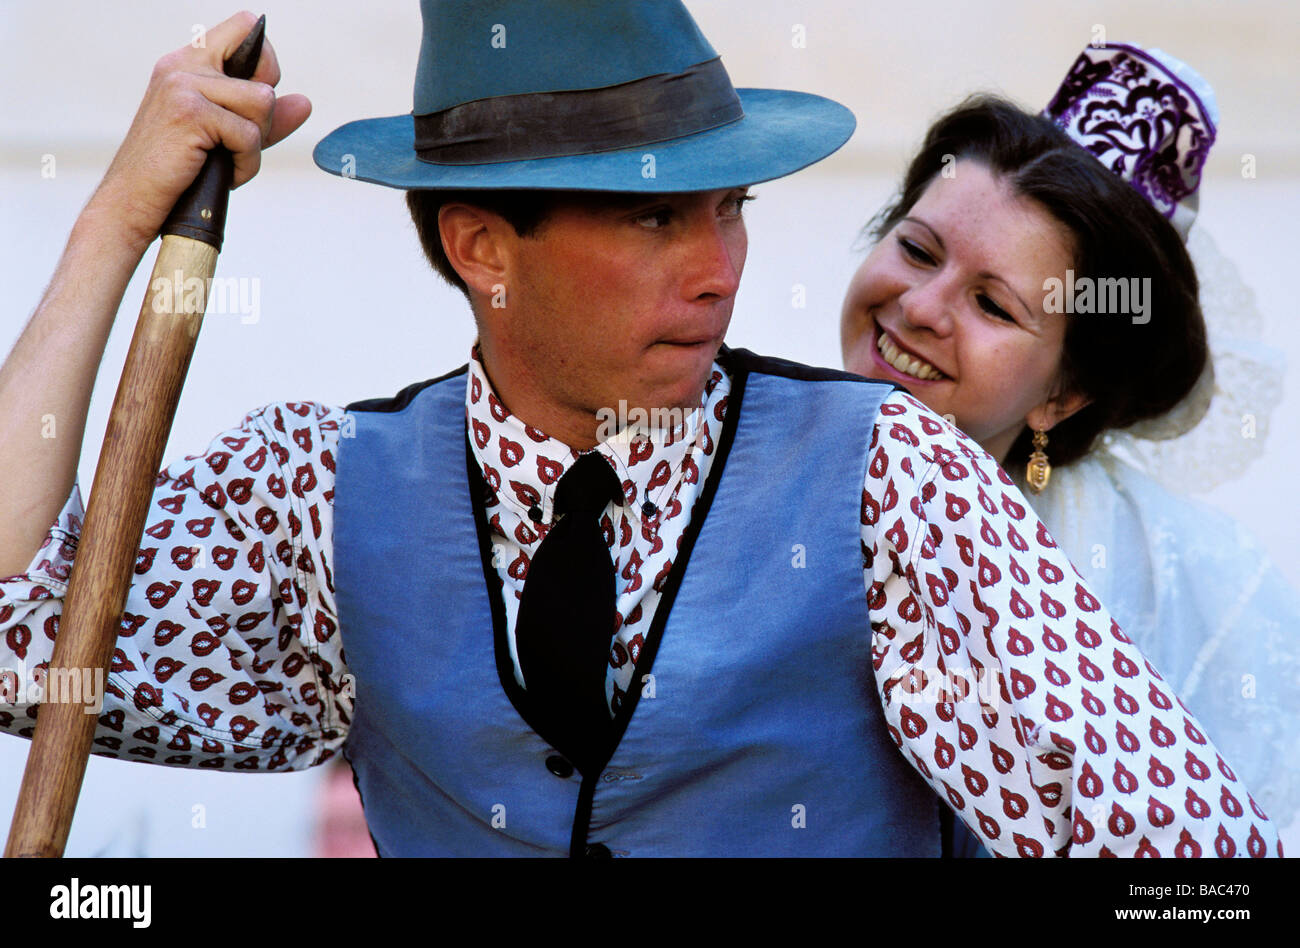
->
[0, 2, 1282, 858]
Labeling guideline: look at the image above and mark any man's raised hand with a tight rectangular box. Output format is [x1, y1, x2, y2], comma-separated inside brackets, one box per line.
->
[0, 12, 307, 578]
[93, 11, 312, 254]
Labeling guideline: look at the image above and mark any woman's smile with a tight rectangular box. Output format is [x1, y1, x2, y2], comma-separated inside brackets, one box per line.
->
[872, 325, 947, 382]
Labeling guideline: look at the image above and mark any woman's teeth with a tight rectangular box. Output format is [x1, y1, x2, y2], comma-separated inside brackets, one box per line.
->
[877, 331, 943, 381]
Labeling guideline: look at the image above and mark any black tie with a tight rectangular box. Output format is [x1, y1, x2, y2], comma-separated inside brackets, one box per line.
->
[516, 450, 624, 773]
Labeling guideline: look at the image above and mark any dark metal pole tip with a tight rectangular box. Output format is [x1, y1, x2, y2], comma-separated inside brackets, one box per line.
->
[225, 14, 266, 81]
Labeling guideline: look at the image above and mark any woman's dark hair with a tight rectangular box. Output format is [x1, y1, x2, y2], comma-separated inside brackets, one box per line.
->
[405, 189, 559, 298]
[868, 94, 1207, 468]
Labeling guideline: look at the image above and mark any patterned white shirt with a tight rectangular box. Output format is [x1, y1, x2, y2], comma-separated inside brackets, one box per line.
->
[0, 349, 1282, 857]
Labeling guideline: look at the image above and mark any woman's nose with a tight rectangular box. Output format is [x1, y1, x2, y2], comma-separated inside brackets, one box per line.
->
[899, 274, 955, 335]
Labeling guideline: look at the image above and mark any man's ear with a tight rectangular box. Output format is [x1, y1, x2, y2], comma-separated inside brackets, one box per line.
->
[1026, 386, 1091, 432]
[437, 203, 511, 302]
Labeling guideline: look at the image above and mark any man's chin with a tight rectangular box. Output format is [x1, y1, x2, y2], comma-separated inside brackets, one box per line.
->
[596, 360, 719, 442]
[654, 346, 721, 402]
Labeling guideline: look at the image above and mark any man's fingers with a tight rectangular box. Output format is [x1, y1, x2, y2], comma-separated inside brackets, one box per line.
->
[183, 12, 283, 87]
[198, 11, 269, 71]
[231, 144, 263, 190]
[182, 17, 304, 164]
[226, 90, 311, 186]
[190, 73, 278, 145]
[264, 93, 312, 150]
[187, 79, 268, 188]
[95, 11, 304, 238]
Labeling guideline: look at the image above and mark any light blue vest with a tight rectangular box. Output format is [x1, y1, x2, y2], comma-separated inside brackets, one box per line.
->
[334, 349, 944, 856]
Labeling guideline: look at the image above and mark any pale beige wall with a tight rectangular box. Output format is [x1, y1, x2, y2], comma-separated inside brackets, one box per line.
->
[695, 0, 1300, 175]
[3, 0, 1297, 174]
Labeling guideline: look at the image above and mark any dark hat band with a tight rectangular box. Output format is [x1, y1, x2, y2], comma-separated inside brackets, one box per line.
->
[413, 57, 743, 166]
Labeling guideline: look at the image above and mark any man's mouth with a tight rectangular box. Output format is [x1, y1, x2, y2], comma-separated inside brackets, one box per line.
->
[655, 333, 719, 348]
[876, 328, 946, 381]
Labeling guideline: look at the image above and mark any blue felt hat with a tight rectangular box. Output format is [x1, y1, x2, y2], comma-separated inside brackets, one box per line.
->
[313, 0, 856, 191]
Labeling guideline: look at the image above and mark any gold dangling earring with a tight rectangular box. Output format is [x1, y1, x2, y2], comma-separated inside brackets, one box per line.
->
[1026, 429, 1051, 494]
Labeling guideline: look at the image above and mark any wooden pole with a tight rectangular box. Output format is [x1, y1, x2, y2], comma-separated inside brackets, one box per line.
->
[5, 16, 266, 858]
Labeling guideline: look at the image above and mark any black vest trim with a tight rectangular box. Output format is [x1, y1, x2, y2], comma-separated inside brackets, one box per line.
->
[339, 744, 386, 859]
[346, 364, 469, 414]
[567, 353, 753, 857]
[466, 431, 578, 768]
[719, 345, 900, 389]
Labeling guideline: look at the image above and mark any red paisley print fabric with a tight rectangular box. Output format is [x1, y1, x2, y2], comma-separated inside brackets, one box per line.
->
[863, 395, 1277, 856]
[1, 400, 346, 771]
[0, 354, 1280, 857]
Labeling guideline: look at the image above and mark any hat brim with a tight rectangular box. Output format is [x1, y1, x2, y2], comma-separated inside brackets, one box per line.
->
[312, 88, 854, 191]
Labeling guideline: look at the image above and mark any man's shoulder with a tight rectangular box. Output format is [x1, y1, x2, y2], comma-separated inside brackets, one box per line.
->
[216, 400, 349, 457]
[717, 351, 1004, 489]
[721, 346, 897, 388]
[345, 364, 469, 415]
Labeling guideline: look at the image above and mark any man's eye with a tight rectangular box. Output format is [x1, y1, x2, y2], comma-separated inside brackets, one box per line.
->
[635, 208, 673, 229]
[898, 237, 935, 265]
[721, 194, 754, 218]
[977, 294, 1014, 322]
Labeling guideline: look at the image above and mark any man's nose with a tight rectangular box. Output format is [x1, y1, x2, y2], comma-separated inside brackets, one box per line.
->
[681, 215, 743, 302]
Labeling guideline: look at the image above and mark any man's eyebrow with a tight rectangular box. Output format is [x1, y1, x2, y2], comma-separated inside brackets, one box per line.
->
[566, 192, 675, 220]
[902, 214, 1035, 321]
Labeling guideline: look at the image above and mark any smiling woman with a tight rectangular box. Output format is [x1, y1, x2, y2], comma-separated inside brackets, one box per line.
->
[840, 45, 1300, 849]
[842, 94, 1207, 471]
[841, 159, 1084, 464]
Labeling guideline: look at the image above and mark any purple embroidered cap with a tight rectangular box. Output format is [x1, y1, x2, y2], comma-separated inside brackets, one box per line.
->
[1044, 43, 1219, 241]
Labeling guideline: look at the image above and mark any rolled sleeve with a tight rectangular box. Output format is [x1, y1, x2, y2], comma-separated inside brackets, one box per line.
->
[0, 403, 351, 771]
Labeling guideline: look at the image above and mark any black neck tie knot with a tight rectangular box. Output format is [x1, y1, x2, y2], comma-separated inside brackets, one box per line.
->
[555, 451, 624, 518]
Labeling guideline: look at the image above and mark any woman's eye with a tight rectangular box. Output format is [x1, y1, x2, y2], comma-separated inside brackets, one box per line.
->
[977, 294, 1014, 321]
[898, 238, 935, 265]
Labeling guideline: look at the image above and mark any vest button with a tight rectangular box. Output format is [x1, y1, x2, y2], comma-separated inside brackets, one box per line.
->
[585, 843, 612, 859]
[545, 755, 574, 778]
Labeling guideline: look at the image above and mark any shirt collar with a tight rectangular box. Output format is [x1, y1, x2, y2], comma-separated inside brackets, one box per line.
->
[465, 347, 730, 525]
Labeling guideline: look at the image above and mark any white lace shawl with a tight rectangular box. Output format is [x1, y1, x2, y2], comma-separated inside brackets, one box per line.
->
[1015, 228, 1300, 837]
